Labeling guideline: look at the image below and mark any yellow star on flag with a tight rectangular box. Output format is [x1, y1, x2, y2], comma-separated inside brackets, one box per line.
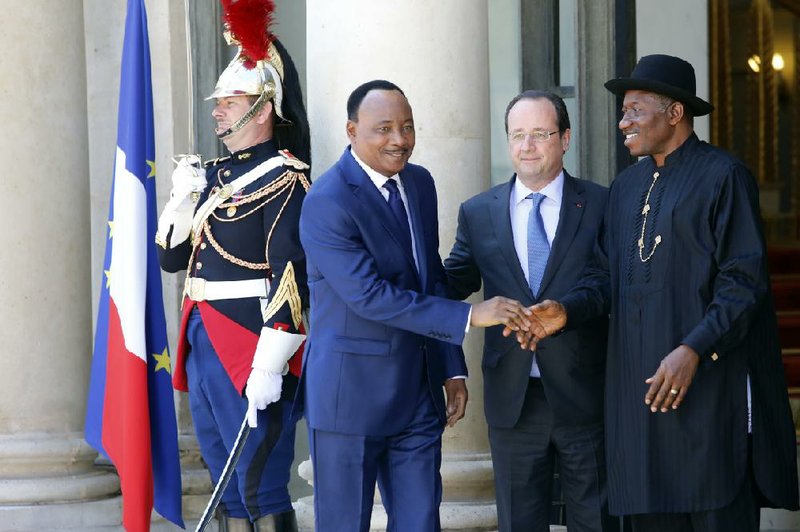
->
[146, 160, 156, 178]
[104, 269, 112, 289]
[153, 348, 171, 374]
[107, 220, 114, 239]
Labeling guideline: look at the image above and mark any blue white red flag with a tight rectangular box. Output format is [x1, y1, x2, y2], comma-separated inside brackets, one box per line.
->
[85, 0, 184, 529]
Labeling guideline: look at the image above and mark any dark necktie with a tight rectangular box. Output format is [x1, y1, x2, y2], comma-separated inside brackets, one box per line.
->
[527, 192, 550, 297]
[382, 178, 414, 258]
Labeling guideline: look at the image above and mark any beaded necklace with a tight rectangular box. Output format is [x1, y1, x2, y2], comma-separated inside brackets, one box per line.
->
[638, 170, 663, 262]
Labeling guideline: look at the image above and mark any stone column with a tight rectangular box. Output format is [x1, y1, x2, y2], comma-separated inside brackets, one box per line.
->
[0, 1, 120, 529]
[299, 1, 497, 529]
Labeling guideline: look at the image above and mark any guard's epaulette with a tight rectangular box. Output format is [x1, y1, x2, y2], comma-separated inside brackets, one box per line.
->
[279, 149, 310, 171]
[203, 155, 231, 169]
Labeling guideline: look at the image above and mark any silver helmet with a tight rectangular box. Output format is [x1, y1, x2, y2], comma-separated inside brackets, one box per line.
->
[208, 0, 290, 138]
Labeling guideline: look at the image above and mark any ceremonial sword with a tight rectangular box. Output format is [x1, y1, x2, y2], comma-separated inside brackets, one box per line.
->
[195, 415, 251, 532]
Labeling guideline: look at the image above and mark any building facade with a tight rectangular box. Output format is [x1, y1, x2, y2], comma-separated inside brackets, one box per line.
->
[0, 0, 796, 529]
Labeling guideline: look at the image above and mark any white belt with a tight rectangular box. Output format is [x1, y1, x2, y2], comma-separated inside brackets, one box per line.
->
[184, 277, 270, 302]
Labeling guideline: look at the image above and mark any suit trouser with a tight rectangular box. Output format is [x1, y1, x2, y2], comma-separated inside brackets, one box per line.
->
[309, 383, 444, 532]
[489, 377, 616, 532]
[185, 308, 298, 520]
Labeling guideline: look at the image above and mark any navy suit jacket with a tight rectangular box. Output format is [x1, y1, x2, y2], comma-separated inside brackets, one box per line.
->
[445, 172, 608, 428]
[299, 147, 471, 436]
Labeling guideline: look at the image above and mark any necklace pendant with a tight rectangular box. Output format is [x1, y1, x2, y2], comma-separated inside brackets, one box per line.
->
[227, 206, 237, 217]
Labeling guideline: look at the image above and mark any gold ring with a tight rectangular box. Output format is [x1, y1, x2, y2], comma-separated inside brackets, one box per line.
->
[669, 388, 679, 395]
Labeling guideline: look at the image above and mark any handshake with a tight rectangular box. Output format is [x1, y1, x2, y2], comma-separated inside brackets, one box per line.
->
[469, 297, 568, 349]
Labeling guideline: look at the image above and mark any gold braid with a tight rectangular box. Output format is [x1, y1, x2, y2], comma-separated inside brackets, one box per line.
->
[202, 221, 271, 270]
[194, 169, 307, 271]
[212, 171, 298, 223]
[297, 171, 311, 192]
[264, 176, 299, 263]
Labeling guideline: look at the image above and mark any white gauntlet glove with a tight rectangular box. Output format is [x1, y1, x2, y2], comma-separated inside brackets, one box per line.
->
[245, 369, 283, 428]
[156, 154, 207, 248]
[245, 327, 306, 428]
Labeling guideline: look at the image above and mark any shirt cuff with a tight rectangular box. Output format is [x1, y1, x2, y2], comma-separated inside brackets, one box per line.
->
[465, 306, 472, 333]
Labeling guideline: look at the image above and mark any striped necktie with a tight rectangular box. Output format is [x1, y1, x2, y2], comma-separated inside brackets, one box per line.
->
[526, 192, 550, 297]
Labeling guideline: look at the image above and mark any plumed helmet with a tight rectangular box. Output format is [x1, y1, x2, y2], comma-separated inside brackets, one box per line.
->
[206, 0, 311, 166]
[208, 0, 290, 136]
[208, 39, 288, 122]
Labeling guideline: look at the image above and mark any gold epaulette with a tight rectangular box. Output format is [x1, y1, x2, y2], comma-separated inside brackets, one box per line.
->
[277, 152, 311, 192]
[204, 155, 231, 168]
[279, 149, 310, 171]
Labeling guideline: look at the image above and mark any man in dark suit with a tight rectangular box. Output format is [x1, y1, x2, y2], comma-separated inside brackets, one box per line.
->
[445, 90, 615, 532]
[525, 55, 799, 531]
[298, 80, 532, 532]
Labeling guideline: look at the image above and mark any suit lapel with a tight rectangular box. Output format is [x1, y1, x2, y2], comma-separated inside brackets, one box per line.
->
[490, 177, 533, 299]
[341, 148, 418, 274]
[538, 171, 586, 295]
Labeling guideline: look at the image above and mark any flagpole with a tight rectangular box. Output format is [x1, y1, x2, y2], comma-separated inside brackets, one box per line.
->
[184, 0, 195, 153]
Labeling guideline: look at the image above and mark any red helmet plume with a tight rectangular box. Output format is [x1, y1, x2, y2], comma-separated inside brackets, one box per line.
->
[220, 0, 276, 69]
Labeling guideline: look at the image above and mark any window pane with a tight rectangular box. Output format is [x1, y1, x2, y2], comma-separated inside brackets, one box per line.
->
[489, 0, 522, 185]
[558, 0, 577, 86]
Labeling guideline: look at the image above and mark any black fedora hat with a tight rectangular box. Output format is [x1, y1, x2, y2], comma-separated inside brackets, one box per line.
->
[605, 54, 714, 116]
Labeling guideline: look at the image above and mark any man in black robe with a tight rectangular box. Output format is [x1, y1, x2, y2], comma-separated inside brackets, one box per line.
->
[519, 54, 799, 531]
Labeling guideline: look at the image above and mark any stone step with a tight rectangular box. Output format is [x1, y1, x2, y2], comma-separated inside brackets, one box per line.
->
[0, 500, 796, 531]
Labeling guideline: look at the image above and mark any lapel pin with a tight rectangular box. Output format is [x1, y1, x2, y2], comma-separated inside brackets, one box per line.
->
[575, 202, 583, 208]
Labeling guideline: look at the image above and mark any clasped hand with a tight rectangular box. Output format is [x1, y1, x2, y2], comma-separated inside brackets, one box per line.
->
[469, 296, 532, 331]
[501, 299, 567, 349]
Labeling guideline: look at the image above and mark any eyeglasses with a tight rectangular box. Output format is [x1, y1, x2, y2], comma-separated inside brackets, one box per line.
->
[508, 130, 559, 144]
[620, 100, 674, 121]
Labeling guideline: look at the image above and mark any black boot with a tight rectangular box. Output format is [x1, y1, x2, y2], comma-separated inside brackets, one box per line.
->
[215, 508, 254, 532]
[252, 510, 298, 532]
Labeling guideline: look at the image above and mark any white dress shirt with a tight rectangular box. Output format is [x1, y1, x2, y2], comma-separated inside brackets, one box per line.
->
[351, 151, 419, 269]
[509, 171, 564, 377]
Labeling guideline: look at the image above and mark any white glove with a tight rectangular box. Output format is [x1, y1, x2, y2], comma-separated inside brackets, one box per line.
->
[252, 327, 306, 374]
[245, 369, 283, 428]
[156, 155, 207, 248]
[244, 327, 307, 428]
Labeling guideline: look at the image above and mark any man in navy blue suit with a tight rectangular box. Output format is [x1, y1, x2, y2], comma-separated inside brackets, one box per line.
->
[299, 80, 531, 532]
[444, 90, 614, 532]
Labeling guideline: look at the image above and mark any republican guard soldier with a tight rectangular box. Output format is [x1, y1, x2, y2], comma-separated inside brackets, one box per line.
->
[156, 1, 310, 530]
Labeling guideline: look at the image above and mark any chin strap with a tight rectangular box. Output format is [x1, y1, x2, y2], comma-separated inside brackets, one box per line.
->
[216, 86, 273, 139]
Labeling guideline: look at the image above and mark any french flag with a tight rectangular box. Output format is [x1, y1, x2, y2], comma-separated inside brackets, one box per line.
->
[85, 0, 184, 530]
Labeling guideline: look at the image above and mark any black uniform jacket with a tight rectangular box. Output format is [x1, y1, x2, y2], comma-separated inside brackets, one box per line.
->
[159, 139, 309, 393]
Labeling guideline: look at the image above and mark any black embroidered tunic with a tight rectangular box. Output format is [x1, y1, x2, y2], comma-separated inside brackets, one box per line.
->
[561, 134, 798, 514]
